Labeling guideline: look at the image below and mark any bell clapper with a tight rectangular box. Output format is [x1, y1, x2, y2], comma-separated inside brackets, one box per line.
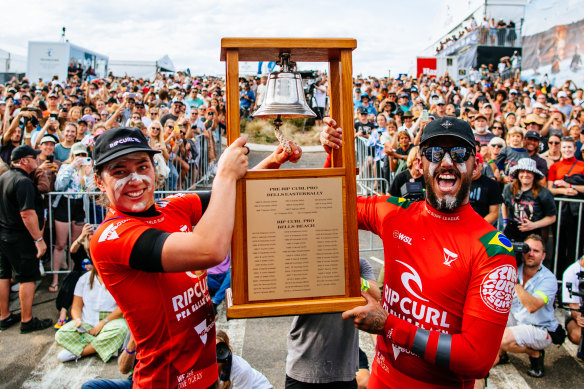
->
[273, 114, 292, 154]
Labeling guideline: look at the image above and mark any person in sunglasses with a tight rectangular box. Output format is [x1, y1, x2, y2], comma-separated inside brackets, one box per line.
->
[321, 116, 516, 389]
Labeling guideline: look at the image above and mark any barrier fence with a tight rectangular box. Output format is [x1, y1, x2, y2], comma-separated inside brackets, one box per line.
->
[354, 135, 584, 276]
[41, 135, 584, 279]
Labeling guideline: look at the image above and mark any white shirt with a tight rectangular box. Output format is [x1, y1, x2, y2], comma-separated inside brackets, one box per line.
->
[74, 272, 119, 326]
[225, 355, 272, 389]
[562, 261, 584, 304]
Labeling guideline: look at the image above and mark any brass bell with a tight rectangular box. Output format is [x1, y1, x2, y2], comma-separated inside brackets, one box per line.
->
[253, 53, 315, 153]
[253, 52, 316, 119]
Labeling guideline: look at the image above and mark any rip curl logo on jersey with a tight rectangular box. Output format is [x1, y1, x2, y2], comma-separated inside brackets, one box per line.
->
[393, 230, 412, 245]
[480, 264, 517, 313]
[443, 248, 458, 266]
[194, 319, 214, 345]
[97, 219, 129, 242]
[395, 260, 429, 301]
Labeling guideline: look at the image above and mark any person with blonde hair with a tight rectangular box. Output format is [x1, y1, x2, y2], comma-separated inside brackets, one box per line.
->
[388, 146, 425, 198]
[496, 127, 529, 183]
[50, 142, 93, 292]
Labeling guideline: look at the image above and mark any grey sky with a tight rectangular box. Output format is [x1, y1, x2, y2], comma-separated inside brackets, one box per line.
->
[2, 0, 442, 77]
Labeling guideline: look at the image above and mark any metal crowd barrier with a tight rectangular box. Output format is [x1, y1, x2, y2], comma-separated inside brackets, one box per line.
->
[552, 197, 584, 276]
[354, 136, 393, 196]
[161, 133, 218, 191]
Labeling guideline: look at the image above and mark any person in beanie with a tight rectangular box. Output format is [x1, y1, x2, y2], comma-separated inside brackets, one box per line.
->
[90, 127, 299, 388]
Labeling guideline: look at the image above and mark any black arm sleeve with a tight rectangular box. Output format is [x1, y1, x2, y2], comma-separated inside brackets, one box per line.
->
[197, 190, 211, 214]
[128, 229, 171, 273]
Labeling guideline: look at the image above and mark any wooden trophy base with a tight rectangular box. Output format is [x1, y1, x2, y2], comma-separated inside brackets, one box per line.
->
[226, 288, 365, 318]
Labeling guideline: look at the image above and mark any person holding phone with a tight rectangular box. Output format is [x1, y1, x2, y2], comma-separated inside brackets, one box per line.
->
[51, 143, 93, 292]
[54, 258, 128, 363]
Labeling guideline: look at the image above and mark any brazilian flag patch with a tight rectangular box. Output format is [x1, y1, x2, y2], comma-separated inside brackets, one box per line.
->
[386, 196, 411, 209]
[479, 231, 514, 257]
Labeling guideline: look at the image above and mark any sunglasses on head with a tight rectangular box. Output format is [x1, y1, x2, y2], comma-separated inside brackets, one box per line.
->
[422, 146, 473, 163]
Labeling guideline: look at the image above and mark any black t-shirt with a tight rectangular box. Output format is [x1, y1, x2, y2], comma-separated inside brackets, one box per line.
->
[0, 168, 43, 231]
[354, 120, 375, 137]
[0, 137, 17, 164]
[502, 185, 557, 225]
[469, 175, 503, 218]
[531, 154, 549, 177]
[389, 169, 425, 198]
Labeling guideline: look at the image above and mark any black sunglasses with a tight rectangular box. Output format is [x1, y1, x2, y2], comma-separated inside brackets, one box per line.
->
[548, 141, 560, 145]
[422, 146, 473, 163]
[492, 126, 503, 130]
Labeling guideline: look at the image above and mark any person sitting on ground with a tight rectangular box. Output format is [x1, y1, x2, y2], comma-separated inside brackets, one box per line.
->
[495, 234, 562, 378]
[81, 335, 137, 389]
[216, 330, 272, 389]
[562, 255, 584, 346]
[55, 259, 128, 363]
[54, 223, 93, 329]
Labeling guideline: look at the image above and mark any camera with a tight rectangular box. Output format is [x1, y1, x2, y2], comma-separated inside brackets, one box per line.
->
[400, 182, 425, 202]
[564, 270, 584, 359]
[512, 242, 530, 254]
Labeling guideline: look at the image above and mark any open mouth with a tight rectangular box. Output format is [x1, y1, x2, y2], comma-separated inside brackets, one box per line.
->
[436, 172, 458, 194]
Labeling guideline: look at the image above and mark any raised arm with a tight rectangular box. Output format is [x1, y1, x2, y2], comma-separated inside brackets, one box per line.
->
[160, 137, 249, 272]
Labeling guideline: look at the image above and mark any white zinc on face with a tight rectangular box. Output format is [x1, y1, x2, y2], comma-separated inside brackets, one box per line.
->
[110, 171, 153, 204]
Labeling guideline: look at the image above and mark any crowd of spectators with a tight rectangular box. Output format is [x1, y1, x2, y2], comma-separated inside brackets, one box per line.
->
[436, 17, 519, 54]
[2, 55, 584, 384]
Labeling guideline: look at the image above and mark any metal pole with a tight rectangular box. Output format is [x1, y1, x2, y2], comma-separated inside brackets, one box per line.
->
[554, 199, 563, 277]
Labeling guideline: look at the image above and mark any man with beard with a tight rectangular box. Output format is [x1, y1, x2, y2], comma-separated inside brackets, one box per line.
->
[321, 116, 516, 388]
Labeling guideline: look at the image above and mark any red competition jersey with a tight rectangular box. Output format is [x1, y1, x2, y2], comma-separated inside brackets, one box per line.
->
[358, 196, 516, 388]
[90, 193, 218, 389]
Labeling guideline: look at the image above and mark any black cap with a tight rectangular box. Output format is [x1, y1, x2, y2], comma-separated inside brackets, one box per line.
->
[358, 107, 368, 114]
[420, 116, 475, 148]
[525, 130, 541, 140]
[92, 127, 160, 168]
[11, 145, 41, 161]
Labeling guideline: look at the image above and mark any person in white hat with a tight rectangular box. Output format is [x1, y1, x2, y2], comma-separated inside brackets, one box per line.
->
[501, 158, 557, 242]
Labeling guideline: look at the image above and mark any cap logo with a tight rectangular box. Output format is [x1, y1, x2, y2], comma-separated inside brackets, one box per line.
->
[440, 120, 454, 129]
[109, 137, 141, 149]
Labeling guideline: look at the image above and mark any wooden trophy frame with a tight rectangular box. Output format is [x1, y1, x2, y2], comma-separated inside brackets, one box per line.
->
[220, 38, 363, 318]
